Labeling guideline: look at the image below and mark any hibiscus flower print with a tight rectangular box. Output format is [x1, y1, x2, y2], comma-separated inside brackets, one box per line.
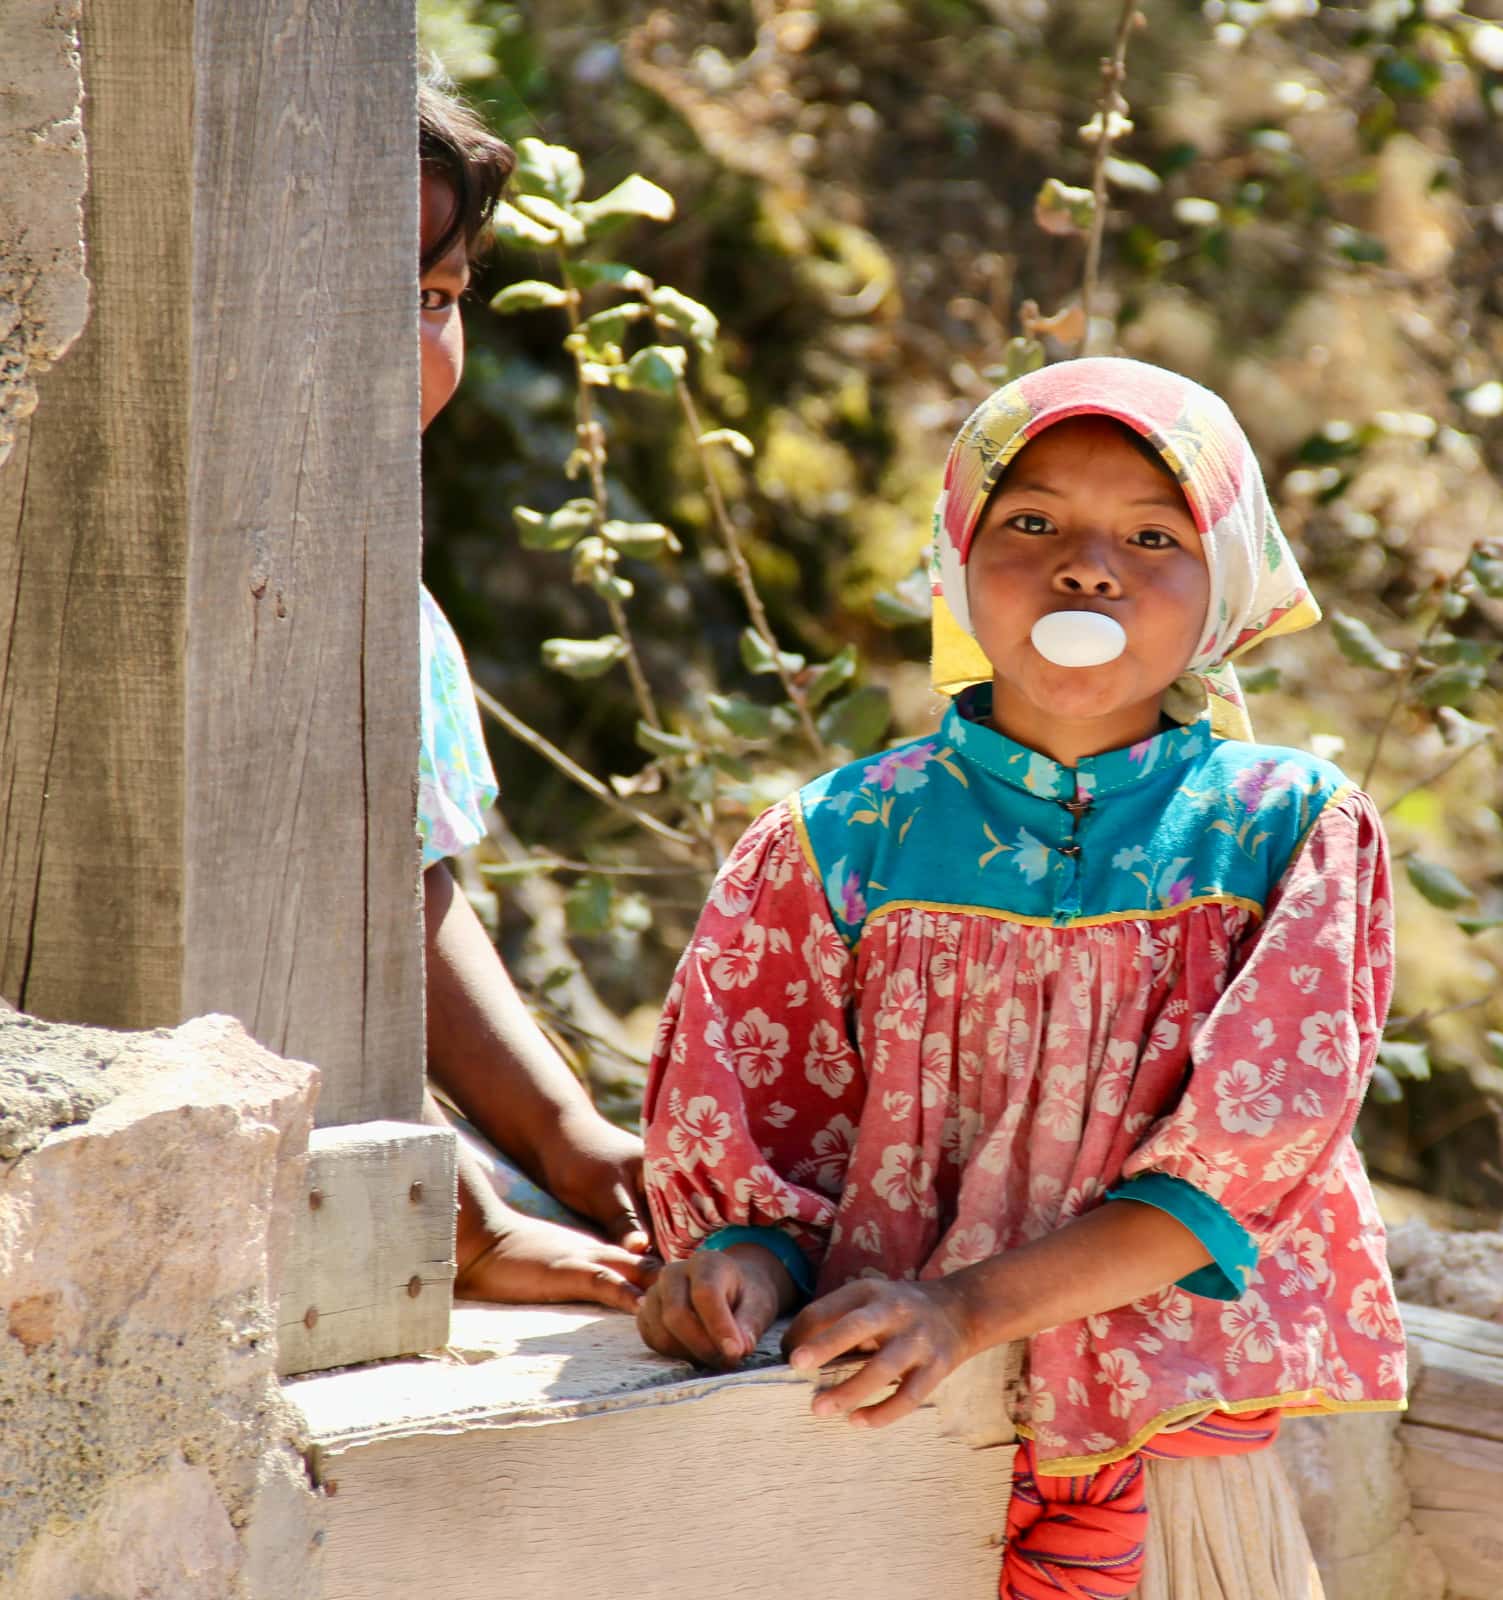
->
[1219, 1289, 1279, 1371]
[958, 963, 1001, 1036]
[1020, 1371, 1057, 1424]
[802, 919, 849, 1004]
[1297, 1010, 1358, 1078]
[807, 1114, 858, 1193]
[732, 1164, 794, 1218]
[1131, 1285, 1194, 1341]
[666, 1089, 733, 1170]
[1095, 1348, 1152, 1419]
[852, 1219, 882, 1253]
[1261, 1127, 1323, 1182]
[1036, 1060, 1087, 1141]
[872, 1142, 938, 1216]
[928, 922, 963, 997]
[1214, 1057, 1285, 1136]
[805, 1018, 857, 1098]
[1273, 1228, 1330, 1296]
[919, 1032, 952, 1108]
[709, 850, 761, 917]
[986, 998, 1033, 1079]
[881, 968, 927, 1041]
[728, 1008, 789, 1087]
[1093, 1039, 1140, 1117]
[709, 925, 767, 990]
[1347, 1277, 1402, 1343]
[938, 1222, 997, 1273]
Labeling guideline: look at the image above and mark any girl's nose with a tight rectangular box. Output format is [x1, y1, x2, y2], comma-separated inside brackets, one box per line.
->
[1052, 540, 1122, 599]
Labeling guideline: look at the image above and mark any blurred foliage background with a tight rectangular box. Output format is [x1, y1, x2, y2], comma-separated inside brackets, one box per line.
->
[417, 0, 1503, 1220]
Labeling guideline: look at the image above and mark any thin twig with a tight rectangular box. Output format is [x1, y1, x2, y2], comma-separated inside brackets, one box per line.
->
[1080, 1, 1141, 342]
[557, 250, 664, 733]
[1360, 605, 1446, 792]
[530, 1002, 653, 1071]
[481, 854, 706, 879]
[1385, 995, 1490, 1032]
[472, 679, 699, 850]
[673, 376, 828, 758]
[1381, 731, 1494, 817]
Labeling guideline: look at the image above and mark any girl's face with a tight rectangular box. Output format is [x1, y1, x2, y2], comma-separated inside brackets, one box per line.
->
[420, 174, 469, 432]
[964, 416, 1209, 757]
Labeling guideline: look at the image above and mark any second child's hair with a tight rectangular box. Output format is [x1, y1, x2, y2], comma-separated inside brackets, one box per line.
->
[419, 71, 515, 272]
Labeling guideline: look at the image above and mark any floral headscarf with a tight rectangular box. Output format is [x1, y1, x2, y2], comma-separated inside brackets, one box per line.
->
[930, 356, 1318, 741]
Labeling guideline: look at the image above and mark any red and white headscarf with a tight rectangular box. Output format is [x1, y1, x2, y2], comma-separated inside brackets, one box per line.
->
[930, 356, 1318, 740]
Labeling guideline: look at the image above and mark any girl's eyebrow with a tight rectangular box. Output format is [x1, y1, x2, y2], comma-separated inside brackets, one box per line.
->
[998, 479, 1189, 515]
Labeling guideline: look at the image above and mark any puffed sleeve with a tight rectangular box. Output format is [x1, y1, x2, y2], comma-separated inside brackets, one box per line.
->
[643, 800, 865, 1290]
[1113, 789, 1394, 1293]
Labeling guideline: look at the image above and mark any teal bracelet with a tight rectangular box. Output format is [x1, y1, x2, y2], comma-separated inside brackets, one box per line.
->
[699, 1225, 816, 1305]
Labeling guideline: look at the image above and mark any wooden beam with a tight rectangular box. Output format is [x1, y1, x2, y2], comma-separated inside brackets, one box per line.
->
[0, 0, 424, 1127]
[277, 1121, 457, 1378]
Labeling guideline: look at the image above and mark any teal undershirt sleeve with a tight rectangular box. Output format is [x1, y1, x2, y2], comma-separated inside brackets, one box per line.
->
[1104, 1172, 1257, 1300]
[699, 1225, 817, 1307]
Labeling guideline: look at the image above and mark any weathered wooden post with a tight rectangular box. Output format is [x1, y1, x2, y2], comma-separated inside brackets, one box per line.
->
[0, 0, 454, 1372]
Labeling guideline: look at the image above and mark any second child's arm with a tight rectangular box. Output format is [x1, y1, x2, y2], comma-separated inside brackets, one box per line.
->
[783, 1199, 1210, 1427]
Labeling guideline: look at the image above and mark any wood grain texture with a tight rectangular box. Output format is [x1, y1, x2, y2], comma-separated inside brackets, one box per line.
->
[0, 2, 191, 1024]
[277, 1121, 456, 1377]
[0, 0, 424, 1127]
[310, 1364, 1014, 1600]
[1399, 1302, 1503, 1600]
[185, 0, 423, 1124]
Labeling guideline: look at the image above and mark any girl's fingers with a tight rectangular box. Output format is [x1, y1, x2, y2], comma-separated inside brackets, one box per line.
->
[688, 1257, 750, 1362]
[657, 1263, 729, 1366]
[841, 1364, 939, 1431]
[788, 1301, 889, 1373]
[809, 1337, 916, 1419]
[602, 1180, 652, 1253]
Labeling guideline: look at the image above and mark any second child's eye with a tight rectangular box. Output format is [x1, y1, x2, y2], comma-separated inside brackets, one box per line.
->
[420, 287, 455, 312]
[1131, 528, 1180, 550]
[1008, 513, 1054, 535]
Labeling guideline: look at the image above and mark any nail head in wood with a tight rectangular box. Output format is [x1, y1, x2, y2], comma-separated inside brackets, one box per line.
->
[408, 1180, 423, 1203]
[308, 1187, 323, 1210]
[303, 1306, 319, 1331]
[407, 1274, 423, 1299]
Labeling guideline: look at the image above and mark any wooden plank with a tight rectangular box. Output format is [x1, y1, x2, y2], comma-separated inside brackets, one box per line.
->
[0, 0, 192, 1024]
[1401, 1424, 1503, 1600]
[289, 1306, 1014, 1600]
[184, 0, 423, 1125]
[1400, 1301, 1503, 1442]
[1, 0, 424, 1127]
[277, 1121, 456, 1377]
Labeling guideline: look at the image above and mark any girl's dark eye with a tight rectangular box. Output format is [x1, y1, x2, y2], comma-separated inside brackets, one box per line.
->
[1133, 528, 1179, 550]
[1010, 513, 1053, 535]
[420, 288, 454, 312]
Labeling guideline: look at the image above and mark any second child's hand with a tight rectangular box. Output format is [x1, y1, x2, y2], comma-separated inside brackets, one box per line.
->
[784, 1279, 976, 1429]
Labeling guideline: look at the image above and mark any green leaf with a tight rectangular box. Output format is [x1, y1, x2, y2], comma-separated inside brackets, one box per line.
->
[650, 286, 718, 352]
[514, 138, 584, 205]
[1376, 1040, 1431, 1081]
[699, 428, 755, 457]
[576, 302, 649, 359]
[564, 260, 652, 291]
[1415, 662, 1486, 708]
[478, 857, 565, 881]
[541, 634, 628, 679]
[1238, 664, 1282, 694]
[514, 193, 584, 247]
[491, 279, 572, 314]
[613, 891, 653, 934]
[491, 201, 560, 248]
[1405, 855, 1476, 910]
[706, 693, 795, 742]
[817, 685, 891, 754]
[981, 337, 1046, 388]
[634, 720, 698, 758]
[1034, 177, 1096, 237]
[1367, 1063, 1404, 1105]
[805, 644, 858, 709]
[513, 499, 596, 551]
[1436, 707, 1494, 749]
[1467, 544, 1503, 597]
[575, 174, 676, 231]
[616, 344, 687, 396]
[739, 628, 804, 677]
[1329, 612, 1404, 672]
[873, 566, 933, 626]
[1421, 635, 1503, 668]
[564, 874, 612, 935]
[1486, 1031, 1503, 1068]
[601, 519, 680, 559]
[1459, 915, 1503, 936]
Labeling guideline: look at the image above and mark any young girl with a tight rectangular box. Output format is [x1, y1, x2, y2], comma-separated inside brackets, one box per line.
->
[635, 357, 1406, 1596]
[415, 77, 657, 1313]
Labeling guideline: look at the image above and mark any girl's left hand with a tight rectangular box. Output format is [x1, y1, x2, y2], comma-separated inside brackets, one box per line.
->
[539, 1110, 652, 1255]
[783, 1278, 978, 1429]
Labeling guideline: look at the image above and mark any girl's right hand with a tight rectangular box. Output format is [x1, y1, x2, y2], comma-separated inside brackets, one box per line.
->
[636, 1244, 790, 1367]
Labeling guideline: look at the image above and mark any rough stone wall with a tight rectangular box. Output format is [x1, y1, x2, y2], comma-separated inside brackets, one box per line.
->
[0, 1013, 324, 1599]
[1387, 1216, 1503, 1324]
[0, 0, 90, 469]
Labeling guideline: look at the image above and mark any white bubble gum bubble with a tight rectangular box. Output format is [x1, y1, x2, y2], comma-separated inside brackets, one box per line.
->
[1030, 610, 1127, 668]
